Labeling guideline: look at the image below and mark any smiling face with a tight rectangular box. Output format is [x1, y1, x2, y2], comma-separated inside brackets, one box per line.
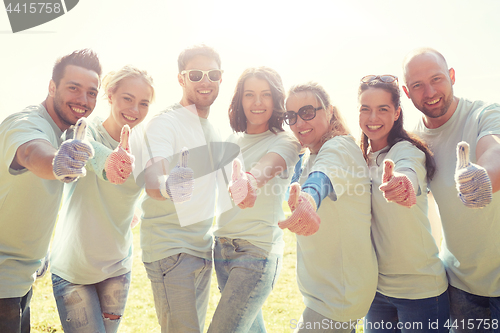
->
[103, 77, 152, 140]
[241, 76, 274, 134]
[49, 64, 100, 130]
[286, 91, 331, 154]
[178, 54, 221, 117]
[403, 52, 457, 128]
[359, 87, 400, 152]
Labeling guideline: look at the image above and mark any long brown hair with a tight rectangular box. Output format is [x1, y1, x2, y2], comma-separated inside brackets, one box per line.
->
[359, 79, 436, 180]
[228, 67, 285, 134]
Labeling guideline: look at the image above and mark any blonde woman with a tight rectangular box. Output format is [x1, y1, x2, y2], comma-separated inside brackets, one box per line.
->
[50, 65, 154, 333]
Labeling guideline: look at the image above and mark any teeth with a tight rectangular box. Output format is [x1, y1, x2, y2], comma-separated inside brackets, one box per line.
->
[427, 98, 440, 105]
[199, 90, 211, 94]
[251, 110, 266, 114]
[367, 125, 382, 130]
[299, 129, 312, 135]
[123, 114, 137, 121]
[71, 106, 85, 114]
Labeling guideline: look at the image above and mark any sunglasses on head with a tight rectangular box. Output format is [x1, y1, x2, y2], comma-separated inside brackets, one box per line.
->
[180, 69, 223, 82]
[361, 75, 398, 84]
[284, 105, 323, 126]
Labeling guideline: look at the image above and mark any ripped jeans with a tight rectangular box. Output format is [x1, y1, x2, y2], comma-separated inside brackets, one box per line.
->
[51, 272, 131, 333]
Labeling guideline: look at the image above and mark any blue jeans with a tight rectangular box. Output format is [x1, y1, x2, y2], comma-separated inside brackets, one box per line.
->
[364, 290, 450, 333]
[0, 289, 32, 333]
[448, 284, 500, 333]
[207, 237, 282, 333]
[51, 272, 131, 333]
[144, 253, 212, 333]
[293, 307, 357, 333]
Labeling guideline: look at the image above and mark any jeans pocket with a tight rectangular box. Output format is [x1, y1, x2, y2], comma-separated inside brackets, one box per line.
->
[233, 239, 269, 260]
[160, 253, 184, 276]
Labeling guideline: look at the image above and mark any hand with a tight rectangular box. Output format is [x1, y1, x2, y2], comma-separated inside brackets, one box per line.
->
[160, 147, 194, 203]
[53, 118, 94, 183]
[228, 158, 258, 209]
[105, 125, 135, 184]
[455, 141, 492, 208]
[278, 183, 320, 236]
[379, 159, 416, 207]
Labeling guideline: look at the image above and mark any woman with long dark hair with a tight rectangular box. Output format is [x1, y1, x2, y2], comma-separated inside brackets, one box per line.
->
[358, 75, 449, 332]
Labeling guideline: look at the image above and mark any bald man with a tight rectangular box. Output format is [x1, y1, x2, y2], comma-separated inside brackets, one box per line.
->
[403, 48, 500, 332]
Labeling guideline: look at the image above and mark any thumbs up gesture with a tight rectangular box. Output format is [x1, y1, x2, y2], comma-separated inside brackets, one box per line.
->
[228, 158, 258, 209]
[379, 159, 416, 207]
[455, 141, 492, 208]
[104, 125, 135, 184]
[161, 147, 194, 203]
[53, 117, 95, 183]
[278, 183, 320, 236]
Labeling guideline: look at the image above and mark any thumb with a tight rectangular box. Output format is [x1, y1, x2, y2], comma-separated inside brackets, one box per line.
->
[73, 117, 88, 141]
[232, 158, 243, 182]
[382, 159, 395, 183]
[288, 182, 301, 211]
[456, 141, 470, 169]
[179, 147, 189, 168]
[119, 125, 131, 151]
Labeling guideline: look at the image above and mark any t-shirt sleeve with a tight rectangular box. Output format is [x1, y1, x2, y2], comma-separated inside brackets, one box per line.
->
[141, 114, 176, 166]
[311, 137, 363, 199]
[267, 131, 301, 176]
[477, 103, 500, 142]
[387, 141, 427, 195]
[0, 114, 54, 170]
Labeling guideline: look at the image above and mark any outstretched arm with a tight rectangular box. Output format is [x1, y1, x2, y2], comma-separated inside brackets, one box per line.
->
[11, 139, 58, 179]
[476, 134, 500, 193]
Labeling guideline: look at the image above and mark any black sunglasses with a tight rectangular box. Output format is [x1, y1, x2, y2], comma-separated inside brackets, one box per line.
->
[284, 105, 323, 126]
[180, 69, 223, 82]
[361, 75, 398, 84]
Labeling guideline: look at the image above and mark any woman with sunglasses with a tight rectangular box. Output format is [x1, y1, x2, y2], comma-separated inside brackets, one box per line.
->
[207, 67, 301, 333]
[280, 82, 377, 333]
[358, 75, 449, 332]
[50, 66, 155, 333]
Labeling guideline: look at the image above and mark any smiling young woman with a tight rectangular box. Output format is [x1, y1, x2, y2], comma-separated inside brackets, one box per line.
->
[49, 65, 154, 333]
[358, 75, 449, 333]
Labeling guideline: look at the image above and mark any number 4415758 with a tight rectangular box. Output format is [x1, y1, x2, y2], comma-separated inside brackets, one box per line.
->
[5, 3, 62, 14]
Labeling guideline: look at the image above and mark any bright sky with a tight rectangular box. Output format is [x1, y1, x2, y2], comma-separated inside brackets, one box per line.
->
[1, 0, 499, 140]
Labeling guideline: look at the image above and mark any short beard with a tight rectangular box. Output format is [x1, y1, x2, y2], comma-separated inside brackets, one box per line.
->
[53, 90, 75, 128]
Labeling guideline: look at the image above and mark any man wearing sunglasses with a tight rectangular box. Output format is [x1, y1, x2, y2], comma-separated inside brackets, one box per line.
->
[403, 47, 500, 332]
[138, 44, 226, 333]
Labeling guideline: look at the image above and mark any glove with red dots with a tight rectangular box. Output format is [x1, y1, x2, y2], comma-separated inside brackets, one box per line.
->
[278, 182, 320, 236]
[379, 159, 417, 208]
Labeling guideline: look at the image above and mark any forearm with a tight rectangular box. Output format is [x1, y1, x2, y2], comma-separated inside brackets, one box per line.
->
[476, 135, 500, 193]
[13, 139, 57, 180]
[301, 171, 334, 208]
[144, 157, 169, 200]
[248, 152, 287, 188]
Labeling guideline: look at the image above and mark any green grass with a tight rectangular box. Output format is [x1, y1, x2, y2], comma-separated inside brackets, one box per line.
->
[30, 217, 363, 332]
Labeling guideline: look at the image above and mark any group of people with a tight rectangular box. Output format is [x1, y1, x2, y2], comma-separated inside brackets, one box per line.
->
[0, 44, 498, 333]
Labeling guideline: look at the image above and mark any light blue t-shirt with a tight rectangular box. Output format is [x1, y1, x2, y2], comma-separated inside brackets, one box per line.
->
[139, 104, 229, 262]
[368, 140, 447, 299]
[296, 135, 378, 322]
[50, 117, 142, 284]
[214, 130, 300, 255]
[415, 98, 500, 297]
[0, 104, 63, 298]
